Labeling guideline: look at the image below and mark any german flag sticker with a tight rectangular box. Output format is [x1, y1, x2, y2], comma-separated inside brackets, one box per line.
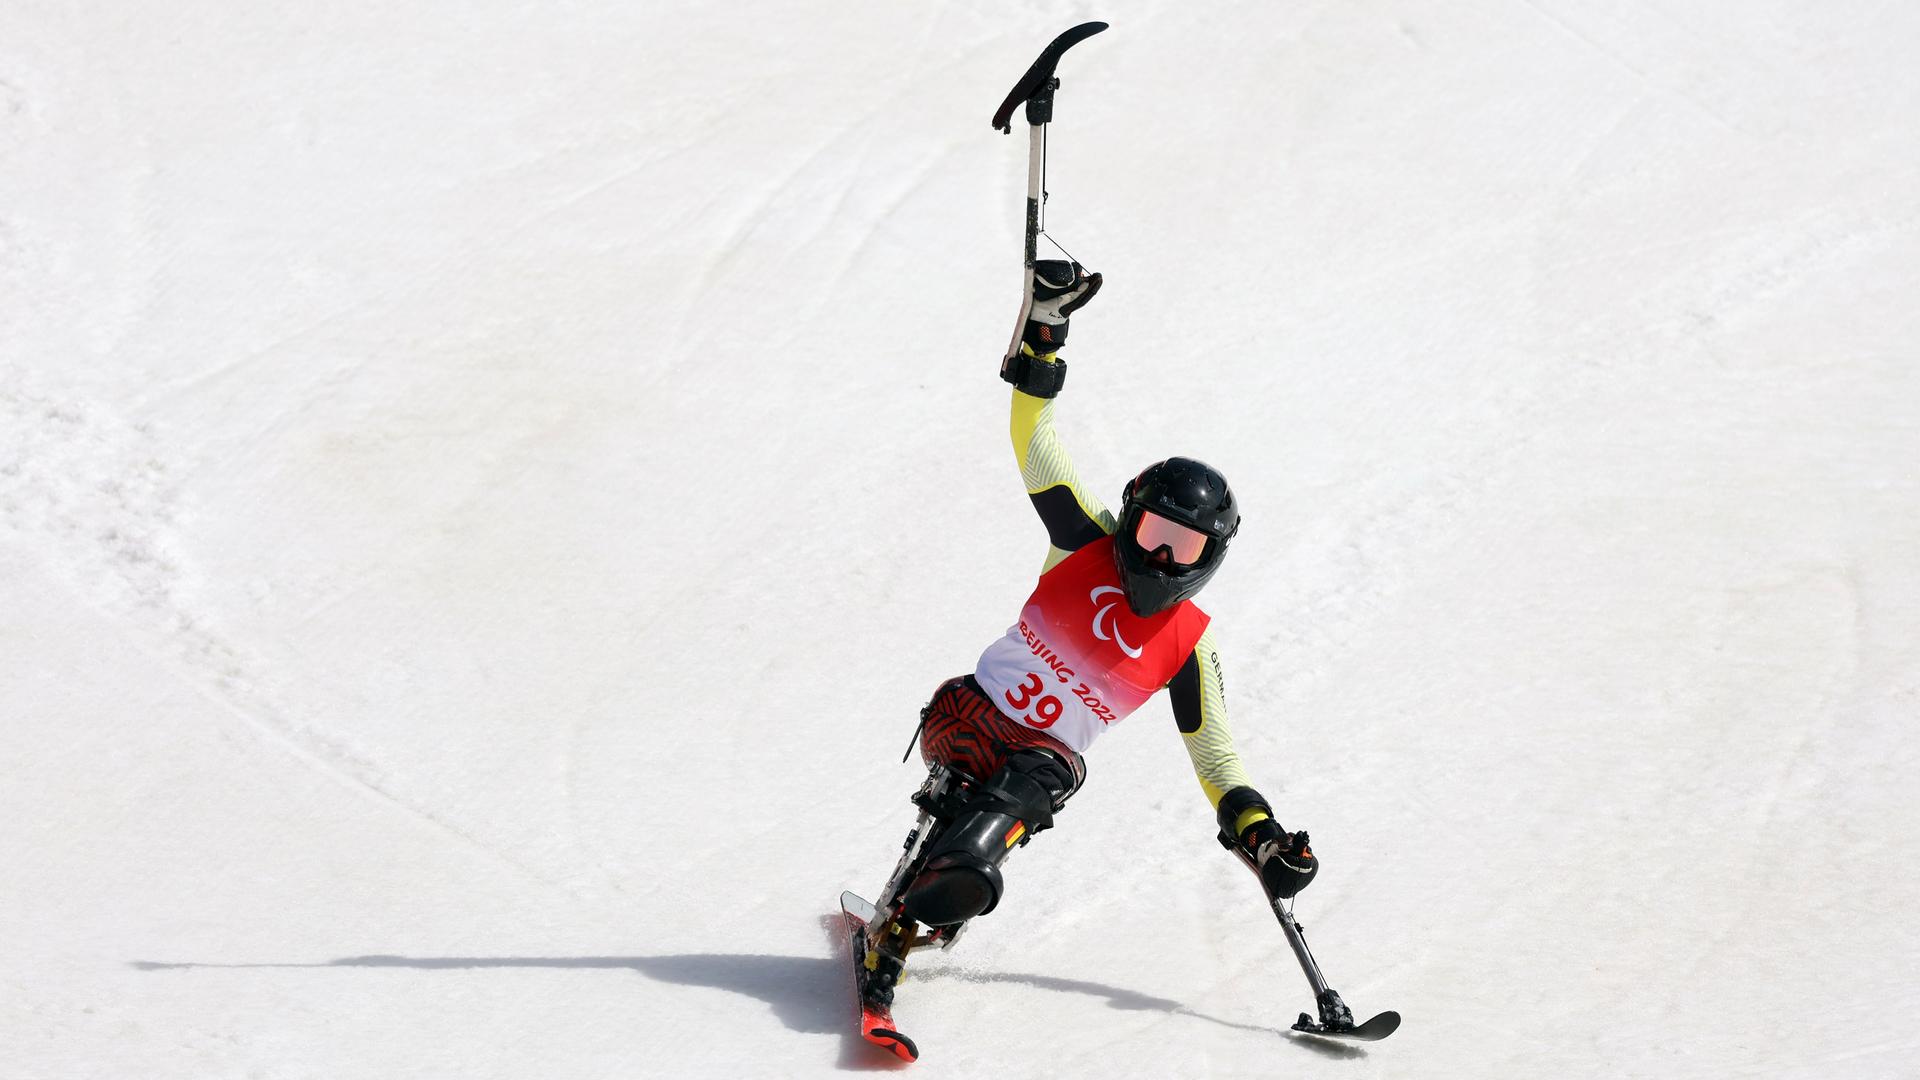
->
[1003, 822, 1027, 848]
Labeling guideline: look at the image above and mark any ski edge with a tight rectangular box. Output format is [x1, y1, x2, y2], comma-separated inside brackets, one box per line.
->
[841, 892, 920, 1062]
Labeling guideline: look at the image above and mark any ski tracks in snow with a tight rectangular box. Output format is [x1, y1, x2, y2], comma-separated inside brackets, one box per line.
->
[2, 371, 188, 630]
[1505, 0, 1748, 134]
[0, 368, 564, 892]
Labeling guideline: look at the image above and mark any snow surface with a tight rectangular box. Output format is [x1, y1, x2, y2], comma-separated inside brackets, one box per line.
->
[4, 2, 1918, 1077]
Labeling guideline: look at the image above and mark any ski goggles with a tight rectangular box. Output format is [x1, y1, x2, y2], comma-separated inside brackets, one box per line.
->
[1132, 510, 1212, 567]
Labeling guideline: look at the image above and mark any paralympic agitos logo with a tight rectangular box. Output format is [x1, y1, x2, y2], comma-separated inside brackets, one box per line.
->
[1088, 586, 1142, 659]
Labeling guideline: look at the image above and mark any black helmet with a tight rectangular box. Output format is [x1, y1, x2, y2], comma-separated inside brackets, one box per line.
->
[1114, 457, 1239, 616]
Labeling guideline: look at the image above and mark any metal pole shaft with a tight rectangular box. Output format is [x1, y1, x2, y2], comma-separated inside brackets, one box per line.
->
[1003, 121, 1046, 366]
[1275, 902, 1333, 998]
[1024, 122, 1044, 267]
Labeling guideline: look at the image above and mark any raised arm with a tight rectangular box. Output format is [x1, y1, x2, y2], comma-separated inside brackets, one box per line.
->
[1000, 259, 1111, 570]
[1011, 381, 1116, 569]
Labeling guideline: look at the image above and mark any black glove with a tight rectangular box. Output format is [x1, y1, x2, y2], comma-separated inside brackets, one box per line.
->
[1021, 260, 1102, 354]
[1240, 819, 1317, 900]
[1002, 261, 1101, 398]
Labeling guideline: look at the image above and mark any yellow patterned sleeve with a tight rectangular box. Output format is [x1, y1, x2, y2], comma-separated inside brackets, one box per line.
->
[1010, 383, 1117, 570]
[1168, 627, 1267, 831]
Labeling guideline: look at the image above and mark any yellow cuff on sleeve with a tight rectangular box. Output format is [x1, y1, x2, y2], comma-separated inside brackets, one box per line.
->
[1232, 807, 1272, 838]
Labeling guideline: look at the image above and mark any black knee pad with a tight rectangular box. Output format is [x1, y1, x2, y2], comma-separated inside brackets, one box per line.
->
[975, 759, 1059, 831]
[1001, 749, 1078, 811]
[902, 848, 1005, 927]
[900, 752, 1076, 926]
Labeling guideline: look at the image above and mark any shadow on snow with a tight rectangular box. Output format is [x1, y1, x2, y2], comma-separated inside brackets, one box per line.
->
[131, 927, 1364, 1066]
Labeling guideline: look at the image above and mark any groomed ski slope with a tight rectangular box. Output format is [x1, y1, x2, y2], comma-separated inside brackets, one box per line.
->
[3, 3, 1917, 1077]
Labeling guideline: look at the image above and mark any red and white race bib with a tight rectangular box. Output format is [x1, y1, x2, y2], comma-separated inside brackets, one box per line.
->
[974, 537, 1209, 753]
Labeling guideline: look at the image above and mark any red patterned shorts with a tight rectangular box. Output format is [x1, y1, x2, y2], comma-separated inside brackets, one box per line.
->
[917, 675, 1086, 791]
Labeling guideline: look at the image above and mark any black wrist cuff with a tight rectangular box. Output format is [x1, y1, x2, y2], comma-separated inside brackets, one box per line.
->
[1216, 786, 1275, 840]
[1000, 350, 1067, 398]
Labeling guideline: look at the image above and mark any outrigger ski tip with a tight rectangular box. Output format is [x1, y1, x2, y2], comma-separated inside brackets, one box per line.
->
[1217, 832, 1401, 1042]
[1293, 1008, 1402, 1043]
[991, 21, 1109, 131]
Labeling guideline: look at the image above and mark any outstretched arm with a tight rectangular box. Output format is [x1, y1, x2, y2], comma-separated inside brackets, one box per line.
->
[1170, 631, 1320, 900]
[1166, 627, 1271, 834]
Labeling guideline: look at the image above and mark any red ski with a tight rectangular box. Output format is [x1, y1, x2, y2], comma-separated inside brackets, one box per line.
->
[840, 891, 919, 1063]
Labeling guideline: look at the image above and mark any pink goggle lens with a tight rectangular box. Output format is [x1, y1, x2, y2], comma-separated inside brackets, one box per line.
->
[1133, 512, 1211, 567]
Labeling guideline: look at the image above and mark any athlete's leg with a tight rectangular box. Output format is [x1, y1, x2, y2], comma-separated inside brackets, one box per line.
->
[917, 675, 1087, 789]
[901, 747, 1078, 926]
